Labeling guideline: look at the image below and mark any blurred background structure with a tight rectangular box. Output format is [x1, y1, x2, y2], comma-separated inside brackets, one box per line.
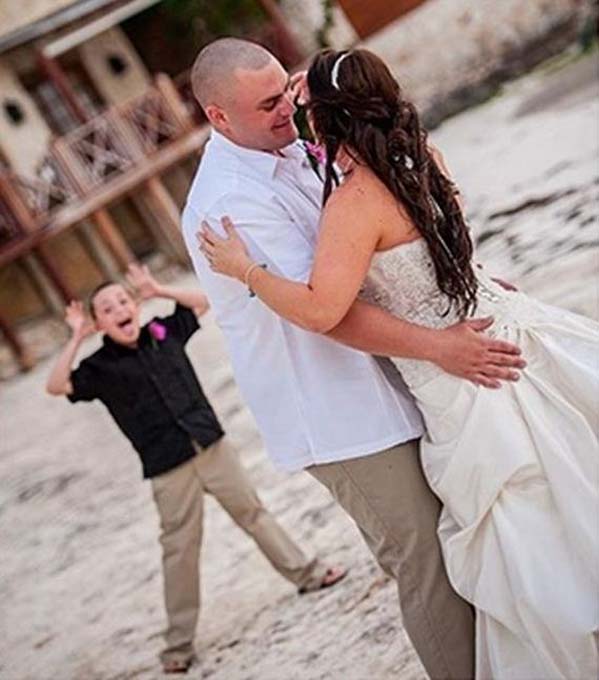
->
[0, 0, 595, 376]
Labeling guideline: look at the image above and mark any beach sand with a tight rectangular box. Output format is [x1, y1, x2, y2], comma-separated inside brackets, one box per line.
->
[0, 51, 597, 680]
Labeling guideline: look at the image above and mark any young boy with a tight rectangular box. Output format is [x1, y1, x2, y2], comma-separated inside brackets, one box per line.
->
[46, 263, 345, 674]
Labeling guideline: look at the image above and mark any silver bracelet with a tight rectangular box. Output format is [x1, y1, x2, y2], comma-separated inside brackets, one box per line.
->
[243, 262, 267, 297]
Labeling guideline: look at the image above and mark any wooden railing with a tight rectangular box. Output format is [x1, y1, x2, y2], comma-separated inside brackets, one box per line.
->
[0, 193, 24, 249]
[0, 73, 205, 265]
[52, 74, 194, 195]
[6, 159, 76, 223]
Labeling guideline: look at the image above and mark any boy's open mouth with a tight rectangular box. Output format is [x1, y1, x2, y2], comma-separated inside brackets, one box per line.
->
[117, 318, 135, 334]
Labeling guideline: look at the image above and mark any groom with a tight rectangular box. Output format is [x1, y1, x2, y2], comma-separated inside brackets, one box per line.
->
[182, 38, 524, 680]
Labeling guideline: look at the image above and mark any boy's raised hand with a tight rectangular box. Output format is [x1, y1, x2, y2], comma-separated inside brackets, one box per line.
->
[126, 263, 162, 300]
[65, 301, 95, 340]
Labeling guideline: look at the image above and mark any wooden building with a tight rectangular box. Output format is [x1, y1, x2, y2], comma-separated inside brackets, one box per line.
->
[336, 0, 427, 38]
[0, 0, 304, 370]
[0, 0, 427, 371]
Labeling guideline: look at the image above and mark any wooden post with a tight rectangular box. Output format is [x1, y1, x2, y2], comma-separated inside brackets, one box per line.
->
[0, 173, 75, 302]
[255, 0, 305, 65]
[0, 313, 35, 371]
[155, 73, 195, 133]
[36, 48, 89, 123]
[129, 194, 182, 263]
[92, 209, 136, 269]
[21, 255, 65, 314]
[33, 247, 74, 302]
[78, 221, 122, 280]
[36, 48, 89, 124]
[143, 176, 189, 265]
[39, 49, 135, 274]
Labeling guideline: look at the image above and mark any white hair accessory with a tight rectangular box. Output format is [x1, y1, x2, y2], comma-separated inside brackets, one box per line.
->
[330, 52, 351, 90]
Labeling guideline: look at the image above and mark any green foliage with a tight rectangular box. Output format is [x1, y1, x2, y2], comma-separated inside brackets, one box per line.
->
[316, 0, 335, 48]
[294, 106, 313, 141]
[161, 0, 267, 46]
[578, 15, 598, 53]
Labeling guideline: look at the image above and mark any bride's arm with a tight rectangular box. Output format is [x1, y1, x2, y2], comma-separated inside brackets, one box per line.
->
[200, 187, 525, 386]
[203, 184, 385, 333]
[201, 144, 458, 334]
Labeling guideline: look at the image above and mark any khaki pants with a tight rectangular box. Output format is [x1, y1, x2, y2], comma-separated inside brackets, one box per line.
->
[308, 440, 475, 680]
[151, 437, 325, 665]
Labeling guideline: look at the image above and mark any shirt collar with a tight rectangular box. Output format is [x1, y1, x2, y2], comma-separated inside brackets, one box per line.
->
[103, 325, 150, 355]
[209, 129, 307, 179]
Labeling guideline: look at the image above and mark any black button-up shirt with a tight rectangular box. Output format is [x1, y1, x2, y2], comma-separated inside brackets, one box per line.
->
[68, 304, 224, 478]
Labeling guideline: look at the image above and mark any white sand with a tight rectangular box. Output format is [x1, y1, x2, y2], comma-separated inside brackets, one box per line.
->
[0, 51, 597, 680]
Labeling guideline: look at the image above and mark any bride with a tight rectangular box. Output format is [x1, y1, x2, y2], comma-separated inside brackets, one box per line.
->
[199, 48, 598, 679]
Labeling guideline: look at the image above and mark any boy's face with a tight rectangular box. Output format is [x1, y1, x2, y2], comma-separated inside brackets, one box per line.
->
[92, 284, 140, 346]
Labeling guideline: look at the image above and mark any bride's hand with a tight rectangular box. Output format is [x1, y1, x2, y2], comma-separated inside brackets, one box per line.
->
[198, 217, 254, 282]
[290, 70, 309, 105]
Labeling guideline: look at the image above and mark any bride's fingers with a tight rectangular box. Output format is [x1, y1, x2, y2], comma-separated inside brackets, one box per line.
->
[489, 340, 521, 355]
[289, 71, 308, 104]
[480, 365, 520, 382]
[487, 351, 527, 369]
[220, 215, 237, 237]
[289, 71, 307, 93]
[465, 316, 494, 332]
[203, 243, 216, 258]
[200, 221, 223, 245]
[198, 230, 215, 248]
[197, 235, 216, 260]
[196, 231, 212, 252]
[472, 374, 501, 389]
[289, 70, 306, 87]
[478, 334, 521, 355]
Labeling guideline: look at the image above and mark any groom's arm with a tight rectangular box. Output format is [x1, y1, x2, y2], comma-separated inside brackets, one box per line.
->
[326, 300, 524, 389]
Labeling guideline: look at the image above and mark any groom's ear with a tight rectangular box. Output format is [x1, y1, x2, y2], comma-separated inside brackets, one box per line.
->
[204, 104, 228, 130]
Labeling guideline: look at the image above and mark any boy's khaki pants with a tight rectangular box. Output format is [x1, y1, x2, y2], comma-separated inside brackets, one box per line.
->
[151, 437, 325, 667]
[307, 440, 475, 680]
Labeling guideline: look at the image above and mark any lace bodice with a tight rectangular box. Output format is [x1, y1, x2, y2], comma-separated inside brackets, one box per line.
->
[360, 239, 518, 387]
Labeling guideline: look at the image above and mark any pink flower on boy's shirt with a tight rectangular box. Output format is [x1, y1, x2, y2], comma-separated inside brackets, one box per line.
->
[148, 320, 167, 342]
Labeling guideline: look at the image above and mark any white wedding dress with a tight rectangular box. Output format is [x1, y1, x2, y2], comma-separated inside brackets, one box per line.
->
[360, 238, 599, 679]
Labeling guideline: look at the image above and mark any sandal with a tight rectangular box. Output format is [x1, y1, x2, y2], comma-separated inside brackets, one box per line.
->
[299, 565, 348, 594]
[162, 656, 195, 674]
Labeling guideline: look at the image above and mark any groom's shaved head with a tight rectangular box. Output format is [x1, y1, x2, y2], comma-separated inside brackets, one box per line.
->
[191, 38, 274, 108]
[191, 37, 298, 151]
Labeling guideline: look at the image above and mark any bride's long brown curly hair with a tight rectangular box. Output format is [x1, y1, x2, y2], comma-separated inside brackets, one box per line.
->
[306, 48, 477, 317]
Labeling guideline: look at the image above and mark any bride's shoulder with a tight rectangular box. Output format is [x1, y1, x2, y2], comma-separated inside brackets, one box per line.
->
[321, 183, 369, 231]
[323, 169, 404, 225]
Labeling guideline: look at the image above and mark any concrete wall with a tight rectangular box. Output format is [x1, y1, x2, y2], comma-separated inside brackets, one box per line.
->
[0, 0, 76, 39]
[0, 59, 52, 176]
[362, 0, 591, 123]
[78, 26, 151, 105]
[280, 0, 358, 54]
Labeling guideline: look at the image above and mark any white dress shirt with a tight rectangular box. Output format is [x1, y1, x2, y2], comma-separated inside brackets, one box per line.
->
[182, 130, 423, 472]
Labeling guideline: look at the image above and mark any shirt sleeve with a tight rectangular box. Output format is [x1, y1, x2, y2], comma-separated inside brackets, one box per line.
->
[68, 360, 101, 403]
[181, 192, 315, 328]
[158, 304, 200, 345]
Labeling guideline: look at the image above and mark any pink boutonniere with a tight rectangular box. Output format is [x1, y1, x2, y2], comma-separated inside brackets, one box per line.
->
[304, 141, 326, 164]
[148, 320, 167, 348]
[302, 140, 326, 180]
